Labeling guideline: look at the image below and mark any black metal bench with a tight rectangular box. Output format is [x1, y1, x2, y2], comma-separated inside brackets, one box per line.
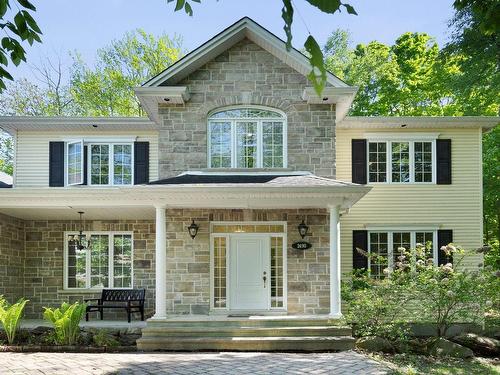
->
[85, 289, 145, 323]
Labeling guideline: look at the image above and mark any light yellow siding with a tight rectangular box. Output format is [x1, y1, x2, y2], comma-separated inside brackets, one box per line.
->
[14, 131, 159, 187]
[337, 127, 483, 272]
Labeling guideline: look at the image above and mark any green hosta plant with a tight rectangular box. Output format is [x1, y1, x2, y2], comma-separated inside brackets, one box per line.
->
[0, 296, 28, 345]
[43, 301, 86, 345]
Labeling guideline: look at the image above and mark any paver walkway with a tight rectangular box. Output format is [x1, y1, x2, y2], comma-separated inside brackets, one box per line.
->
[0, 351, 387, 374]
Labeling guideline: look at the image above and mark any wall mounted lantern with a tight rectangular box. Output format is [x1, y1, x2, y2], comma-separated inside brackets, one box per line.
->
[188, 220, 199, 239]
[297, 219, 309, 239]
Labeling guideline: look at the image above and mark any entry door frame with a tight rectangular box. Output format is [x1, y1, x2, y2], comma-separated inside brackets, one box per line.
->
[209, 221, 288, 313]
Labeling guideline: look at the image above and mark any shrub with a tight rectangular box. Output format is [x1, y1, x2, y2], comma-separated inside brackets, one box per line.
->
[43, 302, 86, 345]
[0, 296, 28, 345]
[92, 329, 119, 347]
[342, 272, 410, 342]
[346, 243, 500, 339]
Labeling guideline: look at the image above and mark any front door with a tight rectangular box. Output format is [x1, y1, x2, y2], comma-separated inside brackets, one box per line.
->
[230, 235, 270, 310]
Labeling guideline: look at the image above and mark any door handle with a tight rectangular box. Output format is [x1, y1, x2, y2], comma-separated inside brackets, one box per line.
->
[263, 271, 267, 288]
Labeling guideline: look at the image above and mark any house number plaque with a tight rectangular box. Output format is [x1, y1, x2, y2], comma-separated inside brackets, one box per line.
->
[292, 241, 312, 250]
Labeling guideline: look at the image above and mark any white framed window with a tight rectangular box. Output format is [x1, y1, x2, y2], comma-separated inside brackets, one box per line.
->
[66, 141, 84, 186]
[368, 230, 437, 278]
[64, 231, 133, 290]
[89, 143, 133, 186]
[208, 106, 287, 168]
[64, 140, 134, 187]
[367, 136, 436, 184]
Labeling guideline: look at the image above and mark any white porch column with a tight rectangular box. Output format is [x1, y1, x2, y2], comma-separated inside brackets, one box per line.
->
[328, 205, 342, 318]
[153, 205, 167, 319]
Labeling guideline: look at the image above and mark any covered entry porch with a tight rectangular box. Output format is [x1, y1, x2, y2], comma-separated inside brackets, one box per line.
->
[0, 173, 370, 336]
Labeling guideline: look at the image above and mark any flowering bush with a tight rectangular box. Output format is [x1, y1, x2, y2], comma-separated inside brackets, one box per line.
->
[344, 243, 500, 339]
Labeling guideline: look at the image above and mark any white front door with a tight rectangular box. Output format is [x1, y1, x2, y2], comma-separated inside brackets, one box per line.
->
[230, 235, 270, 310]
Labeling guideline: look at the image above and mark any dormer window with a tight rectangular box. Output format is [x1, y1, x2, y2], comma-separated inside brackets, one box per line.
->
[208, 107, 287, 168]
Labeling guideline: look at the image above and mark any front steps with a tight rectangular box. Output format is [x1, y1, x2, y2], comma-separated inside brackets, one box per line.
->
[137, 316, 355, 352]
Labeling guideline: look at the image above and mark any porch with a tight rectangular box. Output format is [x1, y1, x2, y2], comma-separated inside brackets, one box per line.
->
[0, 173, 370, 350]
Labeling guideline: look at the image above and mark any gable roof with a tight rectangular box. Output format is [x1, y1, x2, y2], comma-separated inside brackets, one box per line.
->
[142, 17, 349, 88]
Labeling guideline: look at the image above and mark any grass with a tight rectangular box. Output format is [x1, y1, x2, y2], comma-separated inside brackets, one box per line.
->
[368, 353, 500, 375]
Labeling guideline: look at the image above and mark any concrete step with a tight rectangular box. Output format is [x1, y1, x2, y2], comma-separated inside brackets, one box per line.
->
[141, 326, 352, 338]
[136, 336, 356, 352]
[145, 318, 342, 329]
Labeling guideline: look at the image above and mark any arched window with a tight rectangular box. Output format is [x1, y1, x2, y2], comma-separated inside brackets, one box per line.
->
[208, 107, 287, 168]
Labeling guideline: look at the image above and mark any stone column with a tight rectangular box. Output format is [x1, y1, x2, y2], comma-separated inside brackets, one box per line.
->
[328, 205, 342, 318]
[153, 205, 167, 319]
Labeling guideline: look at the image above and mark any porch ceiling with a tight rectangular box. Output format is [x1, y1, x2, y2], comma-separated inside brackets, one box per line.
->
[0, 183, 371, 220]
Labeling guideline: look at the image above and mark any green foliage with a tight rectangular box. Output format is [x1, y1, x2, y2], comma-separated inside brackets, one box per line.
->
[43, 301, 86, 345]
[0, 0, 42, 91]
[0, 131, 13, 175]
[91, 329, 119, 347]
[70, 29, 183, 116]
[0, 296, 28, 345]
[444, 0, 499, 116]
[342, 274, 410, 342]
[483, 125, 500, 258]
[345, 244, 500, 339]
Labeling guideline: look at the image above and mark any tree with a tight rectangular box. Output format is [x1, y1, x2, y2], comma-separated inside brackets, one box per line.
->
[324, 31, 459, 116]
[70, 29, 183, 116]
[0, 0, 42, 91]
[167, 0, 357, 95]
[0, 132, 13, 175]
[443, 0, 499, 116]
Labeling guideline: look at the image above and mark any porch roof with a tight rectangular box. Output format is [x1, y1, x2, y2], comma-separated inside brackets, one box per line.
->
[0, 174, 371, 220]
[149, 172, 360, 188]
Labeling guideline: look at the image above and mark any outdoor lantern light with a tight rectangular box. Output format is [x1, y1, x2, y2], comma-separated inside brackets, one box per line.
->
[297, 219, 309, 239]
[188, 220, 199, 239]
[71, 211, 90, 250]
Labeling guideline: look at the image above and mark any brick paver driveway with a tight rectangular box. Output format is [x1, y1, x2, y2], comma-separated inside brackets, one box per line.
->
[1, 351, 387, 374]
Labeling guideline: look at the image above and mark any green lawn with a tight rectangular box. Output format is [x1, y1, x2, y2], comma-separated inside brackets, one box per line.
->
[368, 353, 500, 375]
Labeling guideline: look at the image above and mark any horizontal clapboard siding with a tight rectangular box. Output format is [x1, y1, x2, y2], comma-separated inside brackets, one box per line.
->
[15, 131, 159, 187]
[337, 127, 483, 272]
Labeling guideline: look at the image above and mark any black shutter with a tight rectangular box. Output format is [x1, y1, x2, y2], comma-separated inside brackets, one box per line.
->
[436, 139, 452, 184]
[82, 145, 88, 185]
[134, 142, 149, 185]
[353, 230, 368, 270]
[49, 141, 65, 187]
[352, 139, 367, 184]
[437, 229, 453, 265]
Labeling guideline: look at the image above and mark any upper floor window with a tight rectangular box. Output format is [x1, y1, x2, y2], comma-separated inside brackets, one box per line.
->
[368, 139, 436, 184]
[208, 107, 287, 168]
[66, 141, 134, 186]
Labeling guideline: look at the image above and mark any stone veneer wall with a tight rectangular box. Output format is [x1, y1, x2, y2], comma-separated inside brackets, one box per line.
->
[0, 209, 331, 317]
[22, 219, 156, 318]
[166, 208, 330, 315]
[0, 213, 25, 304]
[158, 38, 337, 179]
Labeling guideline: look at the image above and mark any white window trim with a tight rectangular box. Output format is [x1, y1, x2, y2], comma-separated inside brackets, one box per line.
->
[367, 139, 436, 184]
[367, 230, 438, 275]
[207, 106, 288, 169]
[63, 231, 134, 290]
[65, 140, 84, 186]
[87, 142, 134, 187]
[209, 221, 288, 312]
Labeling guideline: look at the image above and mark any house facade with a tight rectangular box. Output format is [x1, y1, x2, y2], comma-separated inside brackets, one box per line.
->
[0, 18, 497, 325]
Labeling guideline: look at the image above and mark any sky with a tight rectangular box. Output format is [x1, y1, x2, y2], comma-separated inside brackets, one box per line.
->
[12, 0, 456, 80]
